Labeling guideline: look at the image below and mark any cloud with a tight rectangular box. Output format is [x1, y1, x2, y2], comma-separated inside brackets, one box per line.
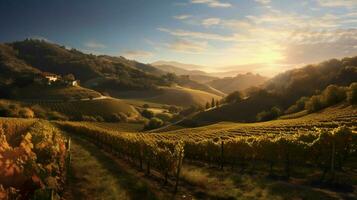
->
[158, 27, 238, 41]
[174, 15, 192, 20]
[254, 0, 271, 4]
[316, 0, 357, 8]
[122, 50, 154, 59]
[84, 41, 106, 49]
[202, 18, 221, 27]
[190, 0, 232, 8]
[167, 39, 208, 53]
[284, 29, 357, 63]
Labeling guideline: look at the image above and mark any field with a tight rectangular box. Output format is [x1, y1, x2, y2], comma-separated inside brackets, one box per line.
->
[1, 104, 356, 199]
[12, 85, 102, 100]
[55, 104, 357, 199]
[140, 104, 356, 140]
[26, 98, 140, 120]
[109, 86, 222, 107]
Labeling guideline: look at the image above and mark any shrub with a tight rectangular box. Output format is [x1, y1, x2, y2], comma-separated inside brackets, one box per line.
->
[225, 91, 243, 103]
[144, 117, 164, 130]
[155, 113, 171, 122]
[168, 105, 180, 113]
[285, 97, 309, 114]
[81, 115, 97, 122]
[18, 108, 34, 118]
[48, 111, 68, 121]
[305, 95, 323, 113]
[109, 113, 128, 122]
[256, 106, 282, 122]
[31, 105, 48, 118]
[320, 85, 346, 106]
[347, 82, 357, 104]
[95, 115, 105, 122]
[142, 104, 150, 109]
[141, 109, 154, 119]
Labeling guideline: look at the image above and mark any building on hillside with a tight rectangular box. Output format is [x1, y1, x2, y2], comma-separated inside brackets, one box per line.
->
[42, 72, 60, 84]
[67, 80, 79, 86]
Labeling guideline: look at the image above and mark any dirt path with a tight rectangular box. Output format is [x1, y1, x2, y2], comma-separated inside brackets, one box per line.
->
[63, 134, 158, 200]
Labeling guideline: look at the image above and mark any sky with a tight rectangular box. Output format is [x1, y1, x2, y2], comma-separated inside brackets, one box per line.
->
[0, 0, 356, 76]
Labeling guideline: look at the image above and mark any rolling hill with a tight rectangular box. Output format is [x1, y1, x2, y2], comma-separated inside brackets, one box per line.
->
[207, 73, 268, 94]
[184, 56, 357, 125]
[152, 61, 218, 84]
[106, 86, 222, 107]
[26, 98, 140, 120]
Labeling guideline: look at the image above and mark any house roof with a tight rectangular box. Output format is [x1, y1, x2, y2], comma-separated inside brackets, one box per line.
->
[42, 72, 59, 77]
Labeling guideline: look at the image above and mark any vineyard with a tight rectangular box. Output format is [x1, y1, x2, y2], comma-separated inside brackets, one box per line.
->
[55, 104, 357, 197]
[1, 104, 356, 199]
[0, 119, 69, 199]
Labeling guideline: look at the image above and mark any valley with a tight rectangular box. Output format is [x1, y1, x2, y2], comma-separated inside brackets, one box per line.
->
[0, 39, 356, 200]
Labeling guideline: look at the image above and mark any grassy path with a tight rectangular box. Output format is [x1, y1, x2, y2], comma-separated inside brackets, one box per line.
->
[63, 134, 158, 200]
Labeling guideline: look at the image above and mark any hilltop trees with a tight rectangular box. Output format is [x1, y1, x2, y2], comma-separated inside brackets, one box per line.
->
[256, 106, 282, 122]
[347, 82, 357, 104]
[211, 98, 215, 108]
[225, 91, 243, 104]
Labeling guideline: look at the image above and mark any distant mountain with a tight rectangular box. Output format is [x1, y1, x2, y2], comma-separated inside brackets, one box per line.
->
[207, 73, 268, 94]
[152, 61, 206, 71]
[152, 61, 218, 84]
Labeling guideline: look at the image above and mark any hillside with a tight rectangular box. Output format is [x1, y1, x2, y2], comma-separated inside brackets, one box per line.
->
[265, 57, 357, 103]
[207, 72, 268, 94]
[107, 86, 222, 107]
[152, 61, 218, 83]
[26, 98, 139, 120]
[11, 85, 102, 100]
[185, 56, 357, 125]
[1, 39, 171, 91]
[154, 103, 356, 138]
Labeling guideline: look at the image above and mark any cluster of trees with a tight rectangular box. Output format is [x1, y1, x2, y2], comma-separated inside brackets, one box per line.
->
[286, 82, 357, 114]
[256, 106, 282, 122]
[0, 100, 68, 120]
[205, 98, 220, 109]
[266, 57, 357, 106]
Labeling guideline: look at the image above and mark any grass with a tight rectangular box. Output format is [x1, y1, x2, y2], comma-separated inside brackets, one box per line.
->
[64, 133, 158, 200]
[27, 98, 139, 120]
[13, 84, 101, 100]
[180, 163, 350, 200]
[108, 86, 222, 107]
[146, 86, 222, 107]
[63, 121, 144, 132]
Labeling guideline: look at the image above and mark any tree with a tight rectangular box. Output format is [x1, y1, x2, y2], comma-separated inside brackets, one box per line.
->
[225, 91, 243, 103]
[256, 106, 282, 122]
[347, 82, 357, 104]
[216, 101, 219, 108]
[145, 117, 164, 130]
[205, 102, 210, 109]
[305, 95, 323, 113]
[321, 85, 346, 106]
[142, 109, 154, 119]
[63, 74, 75, 81]
[211, 98, 215, 108]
